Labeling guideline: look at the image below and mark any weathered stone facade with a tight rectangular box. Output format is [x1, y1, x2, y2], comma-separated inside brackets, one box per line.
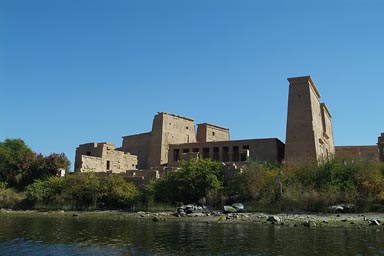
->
[168, 138, 284, 166]
[74, 75, 383, 178]
[74, 142, 137, 173]
[120, 132, 151, 169]
[75, 112, 284, 173]
[335, 146, 379, 162]
[148, 112, 197, 168]
[119, 112, 197, 169]
[197, 123, 230, 143]
[285, 76, 335, 165]
[120, 112, 283, 169]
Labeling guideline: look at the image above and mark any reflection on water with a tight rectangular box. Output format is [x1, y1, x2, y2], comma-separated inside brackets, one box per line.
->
[1, 214, 384, 255]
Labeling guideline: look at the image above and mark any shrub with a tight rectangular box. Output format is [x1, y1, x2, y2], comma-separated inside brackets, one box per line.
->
[229, 162, 281, 202]
[147, 158, 224, 205]
[98, 174, 138, 209]
[25, 173, 139, 210]
[0, 187, 25, 209]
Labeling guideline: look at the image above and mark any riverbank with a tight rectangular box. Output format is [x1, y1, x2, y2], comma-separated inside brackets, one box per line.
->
[1, 209, 384, 228]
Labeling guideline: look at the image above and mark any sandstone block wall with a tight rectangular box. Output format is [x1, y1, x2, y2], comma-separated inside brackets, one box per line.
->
[335, 146, 379, 162]
[321, 103, 335, 157]
[80, 155, 103, 172]
[120, 132, 151, 169]
[75, 142, 138, 173]
[74, 142, 104, 171]
[197, 123, 230, 142]
[147, 112, 197, 168]
[168, 138, 284, 165]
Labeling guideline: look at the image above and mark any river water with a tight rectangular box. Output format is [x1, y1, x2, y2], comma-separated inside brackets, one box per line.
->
[1, 213, 384, 255]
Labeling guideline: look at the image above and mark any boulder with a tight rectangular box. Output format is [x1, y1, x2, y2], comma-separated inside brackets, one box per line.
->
[223, 205, 237, 213]
[303, 221, 316, 227]
[177, 204, 207, 215]
[328, 203, 355, 213]
[369, 219, 381, 226]
[267, 215, 281, 223]
[231, 203, 244, 212]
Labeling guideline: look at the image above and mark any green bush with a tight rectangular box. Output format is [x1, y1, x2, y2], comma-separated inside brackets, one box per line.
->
[226, 159, 384, 213]
[98, 174, 138, 209]
[229, 162, 281, 201]
[146, 158, 224, 205]
[25, 177, 66, 210]
[0, 187, 26, 209]
[25, 173, 138, 210]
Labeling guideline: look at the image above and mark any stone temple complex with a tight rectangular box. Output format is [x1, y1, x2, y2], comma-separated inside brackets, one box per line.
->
[74, 76, 383, 185]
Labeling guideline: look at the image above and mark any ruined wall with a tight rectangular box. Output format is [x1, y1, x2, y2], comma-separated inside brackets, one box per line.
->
[102, 144, 138, 173]
[197, 123, 230, 142]
[120, 132, 151, 169]
[285, 76, 335, 165]
[74, 142, 104, 170]
[335, 146, 379, 162]
[75, 142, 138, 173]
[79, 155, 104, 172]
[147, 112, 197, 168]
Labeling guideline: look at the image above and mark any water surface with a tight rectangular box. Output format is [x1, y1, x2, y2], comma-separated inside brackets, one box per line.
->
[1, 213, 383, 255]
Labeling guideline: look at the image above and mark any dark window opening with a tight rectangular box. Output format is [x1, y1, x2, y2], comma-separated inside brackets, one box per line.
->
[240, 145, 250, 161]
[233, 146, 239, 162]
[203, 147, 210, 159]
[223, 147, 229, 162]
[193, 148, 199, 153]
[240, 150, 249, 162]
[212, 132, 215, 136]
[173, 149, 180, 162]
[106, 161, 110, 170]
[213, 147, 220, 161]
[86, 151, 91, 156]
[183, 148, 190, 153]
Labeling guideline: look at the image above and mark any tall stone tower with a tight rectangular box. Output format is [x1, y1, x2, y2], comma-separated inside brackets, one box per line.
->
[285, 76, 335, 165]
[147, 112, 197, 167]
[378, 133, 384, 162]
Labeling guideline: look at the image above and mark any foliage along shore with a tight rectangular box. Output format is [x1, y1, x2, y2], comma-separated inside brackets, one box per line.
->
[1, 138, 384, 213]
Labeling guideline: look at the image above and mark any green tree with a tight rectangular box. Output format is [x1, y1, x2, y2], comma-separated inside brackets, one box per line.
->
[26, 176, 66, 207]
[229, 162, 280, 202]
[151, 158, 224, 204]
[98, 175, 138, 209]
[29, 153, 70, 182]
[0, 138, 70, 190]
[63, 172, 100, 210]
[0, 139, 35, 189]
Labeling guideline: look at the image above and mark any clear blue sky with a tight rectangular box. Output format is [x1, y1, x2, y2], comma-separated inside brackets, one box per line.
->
[1, 0, 383, 170]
